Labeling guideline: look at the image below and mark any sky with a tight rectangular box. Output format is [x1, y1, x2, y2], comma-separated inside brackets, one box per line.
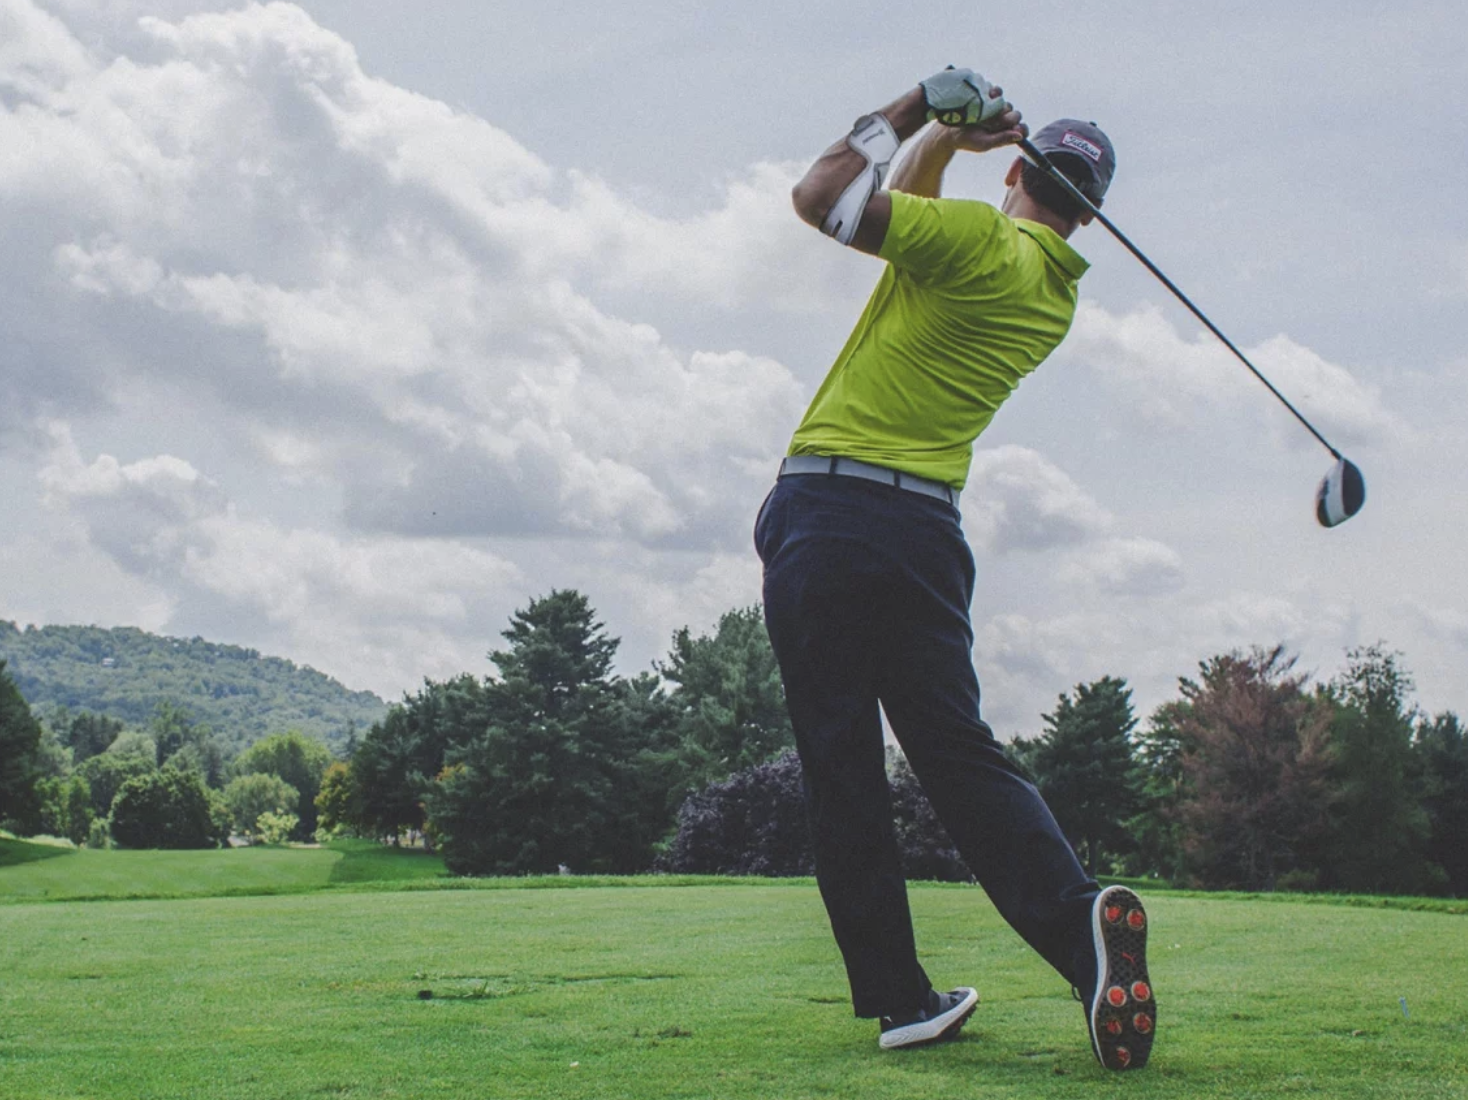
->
[1, 0, 1464, 737]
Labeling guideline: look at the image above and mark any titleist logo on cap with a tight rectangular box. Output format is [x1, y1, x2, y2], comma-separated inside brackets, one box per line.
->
[1061, 132, 1104, 162]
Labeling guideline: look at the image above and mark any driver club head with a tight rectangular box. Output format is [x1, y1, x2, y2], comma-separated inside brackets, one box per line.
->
[1316, 457, 1366, 528]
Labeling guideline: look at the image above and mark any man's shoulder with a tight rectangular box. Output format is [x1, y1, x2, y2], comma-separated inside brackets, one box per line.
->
[880, 192, 1018, 281]
[888, 190, 1011, 230]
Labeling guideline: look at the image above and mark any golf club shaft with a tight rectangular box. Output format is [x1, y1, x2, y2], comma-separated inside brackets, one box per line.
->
[1017, 138, 1342, 461]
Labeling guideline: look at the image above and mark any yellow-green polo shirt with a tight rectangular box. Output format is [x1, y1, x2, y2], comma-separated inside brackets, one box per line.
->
[788, 190, 1089, 490]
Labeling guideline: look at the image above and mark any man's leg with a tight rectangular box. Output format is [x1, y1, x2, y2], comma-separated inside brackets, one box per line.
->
[757, 477, 930, 1018]
[871, 510, 1099, 986]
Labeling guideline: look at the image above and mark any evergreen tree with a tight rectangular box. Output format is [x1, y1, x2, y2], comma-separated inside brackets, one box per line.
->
[1025, 677, 1143, 878]
[0, 659, 44, 832]
[1322, 646, 1439, 895]
[350, 674, 485, 843]
[64, 712, 124, 763]
[427, 590, 672, 875]
[657, 606, 794, 790]
[1171, 646, 1333, 890]
[1125, 700, 1191, 882]
[1415, 712, 1468, 897]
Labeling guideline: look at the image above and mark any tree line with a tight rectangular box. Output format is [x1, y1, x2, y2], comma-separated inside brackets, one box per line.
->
[0, 677, 340, 850]
[2, 592, 1464, 899]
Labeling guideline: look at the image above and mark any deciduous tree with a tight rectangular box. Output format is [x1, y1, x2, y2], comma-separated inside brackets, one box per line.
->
[110, 766, 229, 849]
[36, 775, 93, 845]
[314, 761, 355, 838]
[223, 772, 300, 841]
[235, 731, 331, 840]
[1170, 646, 1332, 891]
[77, 750, 156, 820]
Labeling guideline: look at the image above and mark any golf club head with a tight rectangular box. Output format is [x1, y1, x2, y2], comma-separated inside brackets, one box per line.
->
[1316, 457, 1366, 528]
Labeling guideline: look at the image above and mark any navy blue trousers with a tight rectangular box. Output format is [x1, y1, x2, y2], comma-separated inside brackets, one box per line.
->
[755, 472, 1099, 1018]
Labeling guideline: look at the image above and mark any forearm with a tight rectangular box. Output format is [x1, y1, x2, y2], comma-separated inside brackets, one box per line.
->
[790, 87, 929, 228]
[887, 124, 961, 198]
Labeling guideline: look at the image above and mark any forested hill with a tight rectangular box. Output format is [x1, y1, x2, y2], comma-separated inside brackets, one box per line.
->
[0, 622, 388, 751]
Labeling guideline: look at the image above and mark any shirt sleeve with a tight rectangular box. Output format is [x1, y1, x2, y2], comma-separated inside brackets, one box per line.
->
[878, 191, 1012, 289]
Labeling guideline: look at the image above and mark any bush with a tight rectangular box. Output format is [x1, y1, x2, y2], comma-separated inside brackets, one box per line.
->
[888, 756, 972, 882]
[253, 811, 299, 846]
[661, 750, 975, 882]
[109, 767, 228, 849]
[86, 817, 111, 850]
[660, 751, 813, 876]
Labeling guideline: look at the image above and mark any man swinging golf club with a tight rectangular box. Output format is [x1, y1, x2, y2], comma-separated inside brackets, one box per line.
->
[755, 67, 1155, 1069]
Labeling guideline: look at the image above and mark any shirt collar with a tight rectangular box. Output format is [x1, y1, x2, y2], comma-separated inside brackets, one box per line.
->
[1014, 219, 1090, 280]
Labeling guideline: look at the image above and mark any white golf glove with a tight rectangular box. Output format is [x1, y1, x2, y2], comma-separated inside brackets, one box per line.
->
[920, 66, 1009, 127]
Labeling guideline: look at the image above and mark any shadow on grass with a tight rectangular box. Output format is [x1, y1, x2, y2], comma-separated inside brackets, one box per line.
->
[326, 839, 448, 884]
[0, 837, 77, 869]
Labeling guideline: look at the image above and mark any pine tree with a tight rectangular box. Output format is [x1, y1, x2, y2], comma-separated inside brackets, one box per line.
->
[1415, 711, 1468, 897]
[1322, 645, 1439, 895]
[350, 674, 484, 843]
[1027, 676, 1143, 878]
[0, 660, 44, 831]
[427, 591, 676, 875]
[657, 606, 794, 791]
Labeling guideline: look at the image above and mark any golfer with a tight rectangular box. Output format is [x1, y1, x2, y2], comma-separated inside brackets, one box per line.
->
[755, 68, 1155, 1070]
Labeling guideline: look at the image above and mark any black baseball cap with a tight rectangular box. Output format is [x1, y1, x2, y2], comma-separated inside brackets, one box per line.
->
[1028, 119, 1116, 203]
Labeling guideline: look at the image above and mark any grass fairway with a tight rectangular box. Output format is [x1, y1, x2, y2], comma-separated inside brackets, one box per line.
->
[0, 838, 446, 902]
[2, 870, 1466, 1099]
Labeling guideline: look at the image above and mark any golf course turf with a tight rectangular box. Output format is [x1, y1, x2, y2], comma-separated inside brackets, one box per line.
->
[1, 841, 1464, 1098]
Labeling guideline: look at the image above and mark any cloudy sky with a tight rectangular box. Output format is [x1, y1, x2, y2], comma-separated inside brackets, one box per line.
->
[2, 0, 1463, 736]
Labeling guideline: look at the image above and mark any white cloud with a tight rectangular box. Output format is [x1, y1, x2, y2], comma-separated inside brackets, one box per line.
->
[1, 0, 1459, 736]
[963, 445, 1114, 553]
[1063, 301, 1402, 450]
[1057, 537, 1185, 597]
[4, 1, 809, 547]
[35, 424, 526, 691]
[0, 0, 93, 101]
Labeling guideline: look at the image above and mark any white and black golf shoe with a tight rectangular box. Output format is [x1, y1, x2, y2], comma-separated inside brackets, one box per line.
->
[1082, 886, 1155, 1070]
[878, 986, 979, 1050]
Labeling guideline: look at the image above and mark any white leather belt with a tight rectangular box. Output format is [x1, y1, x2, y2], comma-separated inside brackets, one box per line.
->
[778, 455, 959, 506]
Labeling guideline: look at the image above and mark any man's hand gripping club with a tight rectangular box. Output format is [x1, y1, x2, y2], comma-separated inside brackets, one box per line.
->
[791, 67, 1025, 254]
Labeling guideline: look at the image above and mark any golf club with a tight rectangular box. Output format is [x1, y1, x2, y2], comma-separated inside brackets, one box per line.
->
[1018, 137, 1366, 528]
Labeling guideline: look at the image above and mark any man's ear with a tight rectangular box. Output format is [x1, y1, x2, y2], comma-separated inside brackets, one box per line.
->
[1004, 157, 1025, 187]
[1078, 209, 1095, 226]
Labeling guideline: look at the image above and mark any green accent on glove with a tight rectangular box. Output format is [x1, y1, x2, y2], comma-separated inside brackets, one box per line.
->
[920, 66, 1008, 127]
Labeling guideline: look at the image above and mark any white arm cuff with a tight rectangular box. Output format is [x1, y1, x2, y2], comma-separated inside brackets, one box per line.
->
[820, 113, 901, 245]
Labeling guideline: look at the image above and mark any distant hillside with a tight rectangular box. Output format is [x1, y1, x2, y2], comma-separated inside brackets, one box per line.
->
[0, 622, 388, 751]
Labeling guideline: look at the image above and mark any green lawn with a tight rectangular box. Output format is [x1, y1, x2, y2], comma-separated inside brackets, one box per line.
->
[0, 838, 446, 902]
[1, 850, 1465, 1099]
